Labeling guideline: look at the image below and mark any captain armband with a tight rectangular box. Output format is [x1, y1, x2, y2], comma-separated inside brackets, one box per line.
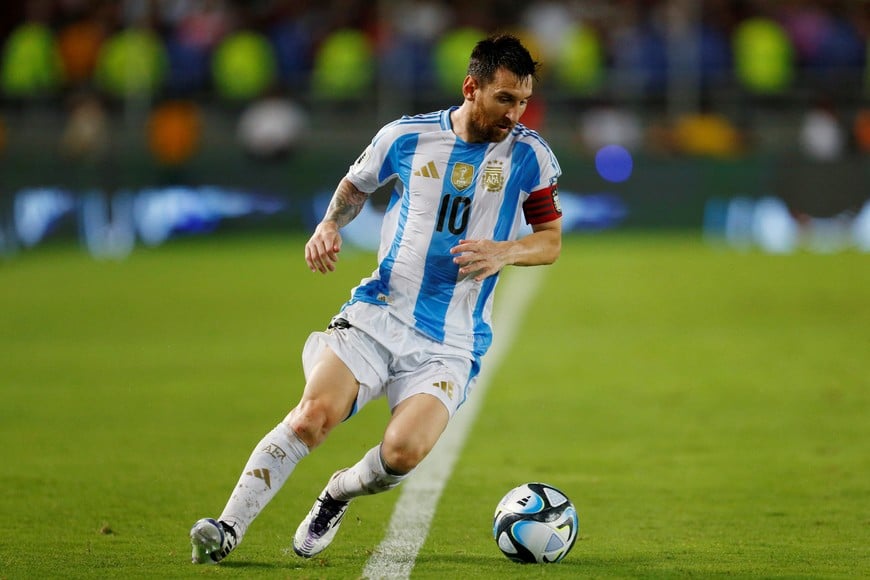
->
[522, 184, 562, 225]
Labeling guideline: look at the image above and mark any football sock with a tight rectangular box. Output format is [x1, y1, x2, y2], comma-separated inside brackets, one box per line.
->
[219, 422, 309, 540]
[327, 444, 408, 501]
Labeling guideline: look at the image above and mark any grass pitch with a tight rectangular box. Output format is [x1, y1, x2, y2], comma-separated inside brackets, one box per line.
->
[0, 232, 867, 579]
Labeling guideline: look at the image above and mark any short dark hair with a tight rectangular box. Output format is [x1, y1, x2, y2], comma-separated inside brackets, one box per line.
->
[467, 33, 540, 85]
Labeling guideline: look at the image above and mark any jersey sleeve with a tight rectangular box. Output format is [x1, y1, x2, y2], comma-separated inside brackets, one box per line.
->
[522, 138, 562, 225]
[345, 121, 401, 194]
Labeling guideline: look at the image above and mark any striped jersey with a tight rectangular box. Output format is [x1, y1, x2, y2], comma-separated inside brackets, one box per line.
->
[342, 106, 561, 369]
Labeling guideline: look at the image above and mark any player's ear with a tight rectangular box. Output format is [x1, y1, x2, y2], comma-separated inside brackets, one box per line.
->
[462, 75, 477, 101]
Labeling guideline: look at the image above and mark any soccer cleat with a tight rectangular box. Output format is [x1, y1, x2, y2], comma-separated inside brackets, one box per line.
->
[189, 518, 239, 564]
[292, 471, 351, 558]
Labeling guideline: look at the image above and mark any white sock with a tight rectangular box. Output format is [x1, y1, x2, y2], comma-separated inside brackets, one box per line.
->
[327, 445, 408, 501]
[218, 422, 309, 539]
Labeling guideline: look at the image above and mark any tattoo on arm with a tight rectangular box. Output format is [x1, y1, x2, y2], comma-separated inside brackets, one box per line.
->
[324, 179, 368, 228]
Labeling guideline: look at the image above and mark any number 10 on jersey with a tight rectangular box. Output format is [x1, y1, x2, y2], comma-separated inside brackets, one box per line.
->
[436, 194, 471, 235]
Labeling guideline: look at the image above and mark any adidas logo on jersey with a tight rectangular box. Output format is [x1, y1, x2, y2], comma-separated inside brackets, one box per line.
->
[413, 160, 440, 179]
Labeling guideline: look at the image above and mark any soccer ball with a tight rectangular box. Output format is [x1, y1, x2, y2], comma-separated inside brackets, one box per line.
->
[492, 482, 579, 564]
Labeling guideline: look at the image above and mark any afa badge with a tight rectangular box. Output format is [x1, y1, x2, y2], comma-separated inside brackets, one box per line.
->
[483, 160, 505, 192]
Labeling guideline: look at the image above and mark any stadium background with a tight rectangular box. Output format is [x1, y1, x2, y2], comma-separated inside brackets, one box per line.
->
[0, 0, 867, 257]
[1, 3, 868, 577]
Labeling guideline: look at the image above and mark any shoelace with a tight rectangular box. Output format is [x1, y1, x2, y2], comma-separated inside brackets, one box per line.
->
[311, 493, 347, 535]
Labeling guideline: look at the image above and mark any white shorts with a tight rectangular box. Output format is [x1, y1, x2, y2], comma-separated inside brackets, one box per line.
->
[301, 301, 475, 418]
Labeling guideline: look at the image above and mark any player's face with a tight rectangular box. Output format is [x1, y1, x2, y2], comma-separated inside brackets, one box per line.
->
[467, 68, 533, 143]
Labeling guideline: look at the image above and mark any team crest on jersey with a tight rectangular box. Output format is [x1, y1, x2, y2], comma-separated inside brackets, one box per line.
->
[483, 160, 505, 192]
[450, 162, 475, 191]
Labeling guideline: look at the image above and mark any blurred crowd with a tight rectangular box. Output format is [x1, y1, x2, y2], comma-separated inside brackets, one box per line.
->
[0, 0, 869, 162]
[2, 0, 867, 96]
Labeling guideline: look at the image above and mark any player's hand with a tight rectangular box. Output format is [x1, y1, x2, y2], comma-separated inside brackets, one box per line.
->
[450, 238, 508, 282]
[305, 221, 342, 273]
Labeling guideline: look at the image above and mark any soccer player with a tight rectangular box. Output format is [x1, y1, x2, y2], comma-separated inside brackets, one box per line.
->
[190, 32, 563, 564]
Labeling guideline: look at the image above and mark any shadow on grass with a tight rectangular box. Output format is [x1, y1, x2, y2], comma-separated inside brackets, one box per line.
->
[413, 552, 654, 572]
[218, 560, 283, 570]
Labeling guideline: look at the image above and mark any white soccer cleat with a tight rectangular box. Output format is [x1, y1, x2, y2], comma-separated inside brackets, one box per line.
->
[292, 472, 351, 558]
[189, 518, 238, 564]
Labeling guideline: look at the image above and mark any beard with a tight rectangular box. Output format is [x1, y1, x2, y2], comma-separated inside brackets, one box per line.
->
[467, 102, 513, 143]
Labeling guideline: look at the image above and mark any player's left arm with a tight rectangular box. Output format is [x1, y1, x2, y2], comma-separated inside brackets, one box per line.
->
[451, 218, 562, 282]
[451, 176, 563, 281]
[509, 217, 563, 266]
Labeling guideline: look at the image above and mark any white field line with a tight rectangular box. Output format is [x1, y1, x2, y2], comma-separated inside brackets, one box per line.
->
[362, 266, 546, 579]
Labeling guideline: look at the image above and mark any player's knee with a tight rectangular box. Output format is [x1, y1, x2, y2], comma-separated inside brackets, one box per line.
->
[380, 435, 430, 474]
[286, 399, 338, 448]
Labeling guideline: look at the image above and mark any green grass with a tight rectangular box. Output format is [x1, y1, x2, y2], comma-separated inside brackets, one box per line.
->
[1, 233, 868, 578]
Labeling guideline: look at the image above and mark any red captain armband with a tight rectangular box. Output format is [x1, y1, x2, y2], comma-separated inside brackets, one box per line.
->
[523, 184, 562, 225]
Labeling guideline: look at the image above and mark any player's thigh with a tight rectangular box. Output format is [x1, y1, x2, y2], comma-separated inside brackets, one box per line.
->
[381, 393, 450, 471]
[292, 346, 359, 430]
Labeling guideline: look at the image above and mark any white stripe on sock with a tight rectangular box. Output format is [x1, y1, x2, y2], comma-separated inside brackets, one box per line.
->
[362, 267, 546, 579]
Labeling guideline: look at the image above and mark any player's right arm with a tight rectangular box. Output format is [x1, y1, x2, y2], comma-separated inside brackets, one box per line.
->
[305, 177, 369, 273]
[306, 120, 400, 273]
